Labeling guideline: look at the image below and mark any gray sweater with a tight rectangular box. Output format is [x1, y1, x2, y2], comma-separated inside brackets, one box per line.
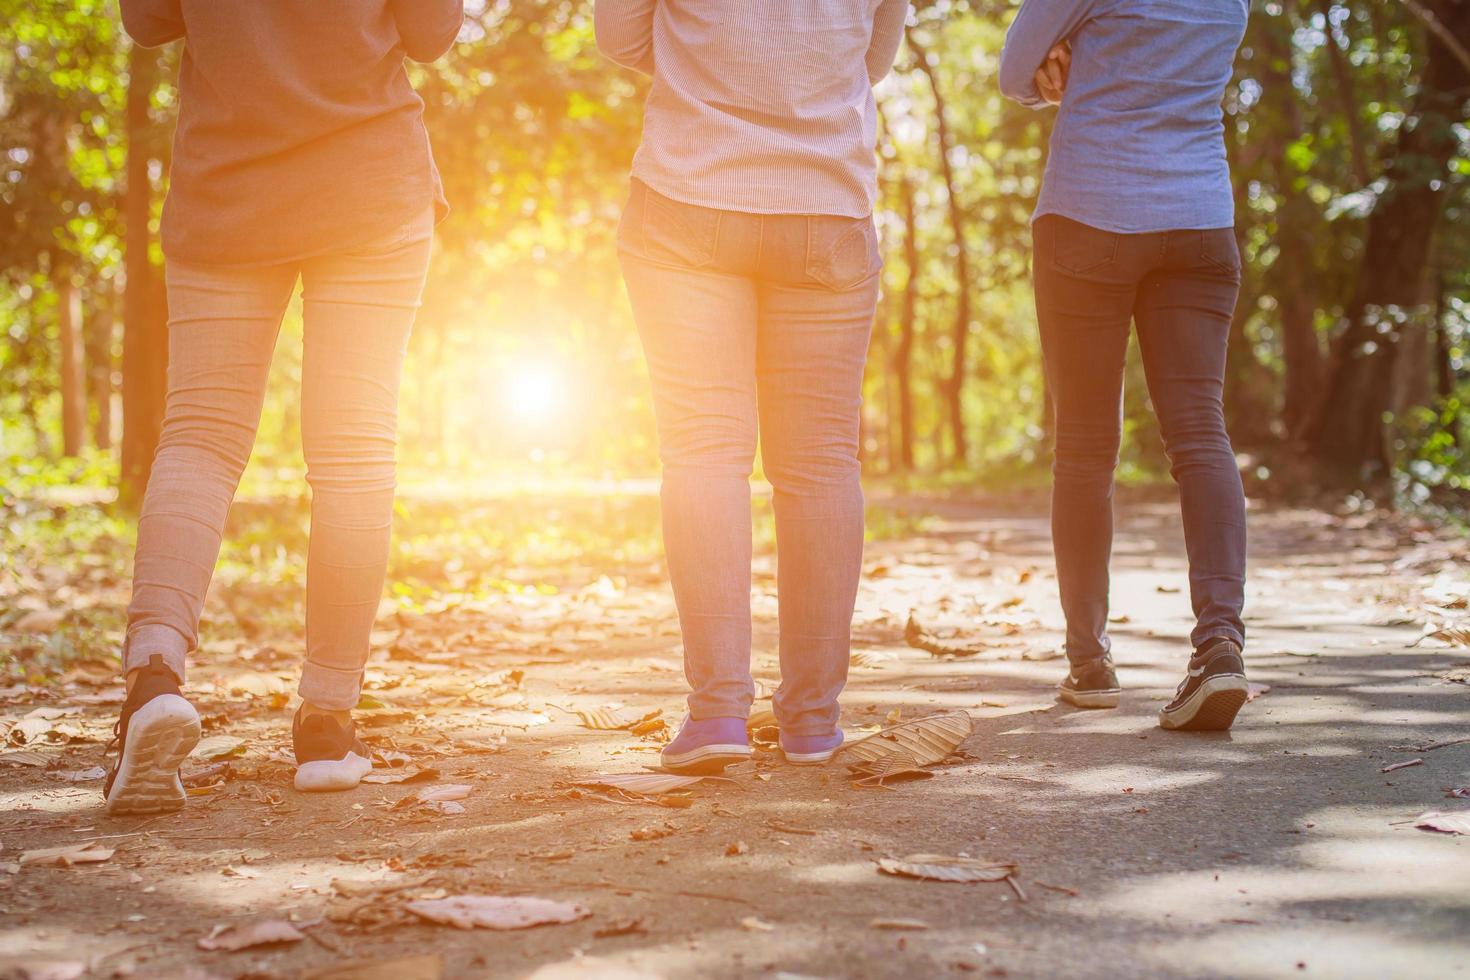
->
[595, 0, 910, 219]
[120, 0, 462, 265]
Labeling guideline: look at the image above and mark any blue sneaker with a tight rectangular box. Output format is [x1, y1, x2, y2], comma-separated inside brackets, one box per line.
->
[780, 729, 844, 766]
[661, 716, 752, 774]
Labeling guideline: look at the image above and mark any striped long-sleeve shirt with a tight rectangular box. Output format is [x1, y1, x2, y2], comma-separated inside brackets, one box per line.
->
[595, 0, 910, 219]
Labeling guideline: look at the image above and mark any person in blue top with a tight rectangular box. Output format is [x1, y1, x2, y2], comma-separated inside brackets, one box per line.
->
[1000, 0, 1252, 732]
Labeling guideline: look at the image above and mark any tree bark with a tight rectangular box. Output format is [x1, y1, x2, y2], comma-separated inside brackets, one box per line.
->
[891, 170, 919, 472]
[120, 44, 170, 509]
[57, 269, 86, 457]
[86, 280, 117, 451]
[1304, 0, 1470, 481]
[907, 30, 971, 467]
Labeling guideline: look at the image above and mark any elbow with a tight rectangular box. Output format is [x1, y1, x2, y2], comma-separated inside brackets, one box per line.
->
[405, 17, 462, 62]
[593, 17, 653, 73]
[997, 56, 1041, 107]
[119, 10, 181, 48]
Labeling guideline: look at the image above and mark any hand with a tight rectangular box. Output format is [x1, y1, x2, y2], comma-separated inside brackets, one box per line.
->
[1033, 41, 1072, 106]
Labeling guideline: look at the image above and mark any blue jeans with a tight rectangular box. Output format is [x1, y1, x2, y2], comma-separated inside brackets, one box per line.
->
[1032, 214, 1247, 665]
[617, 180, 880, 736]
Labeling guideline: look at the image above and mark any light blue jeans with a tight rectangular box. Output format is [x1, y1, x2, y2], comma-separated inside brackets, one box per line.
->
[617, 180, 880, 736]
[124, 209, 433, 710]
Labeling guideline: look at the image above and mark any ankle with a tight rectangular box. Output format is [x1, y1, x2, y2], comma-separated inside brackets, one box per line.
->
[298, 702, 353, 726]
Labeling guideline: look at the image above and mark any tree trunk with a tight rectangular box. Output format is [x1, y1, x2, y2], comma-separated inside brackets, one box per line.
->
[907, 30, 971, 467]
[1431, 263, 1459, 446]
[891, 171, 919, 472]
[1304, 0, 1470, 481]
[120, 44, 170, 509]
[57, 270, 86, 457]
[86, 280, 116, 451]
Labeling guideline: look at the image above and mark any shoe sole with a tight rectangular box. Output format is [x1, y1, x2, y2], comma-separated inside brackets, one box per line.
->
[1158, 674, 1248, 731]
[104, 695, 201, 816]
[661, 743, 751, 775]
[782, 748, 839, 765]
[1058, 687, 1122, 709]
[294, 751, 373, 792]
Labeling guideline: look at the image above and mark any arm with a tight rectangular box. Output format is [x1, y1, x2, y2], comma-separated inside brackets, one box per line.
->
[998, 0, 1095, 107]
[119, 0, 184, 48]
[390, 0, 464, 63]
[866, 0, 910, 84]
[594, 0, 656, 76]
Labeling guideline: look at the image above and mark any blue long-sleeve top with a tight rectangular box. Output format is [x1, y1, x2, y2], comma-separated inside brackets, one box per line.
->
[999, 0, 1248, 234]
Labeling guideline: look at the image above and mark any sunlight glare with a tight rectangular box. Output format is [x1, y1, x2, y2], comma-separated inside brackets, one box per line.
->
[504, 362, 565, 426]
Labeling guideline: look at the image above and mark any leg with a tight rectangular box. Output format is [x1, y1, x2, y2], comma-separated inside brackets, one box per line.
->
[756, 274, 877, 736]
[1134, 231, 1247, 653]
[1031, 216, 1140, 666]
[295, 211, 433, 712]
[125, 261, 297, 681]
[619, 251, 760, 721]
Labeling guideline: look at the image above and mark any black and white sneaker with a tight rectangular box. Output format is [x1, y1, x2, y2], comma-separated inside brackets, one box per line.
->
[1158, 638, 1248, 731]
[103, 655, 201, 815]
[1058, 658, 1122, 709]
[293, 707, 373, 792]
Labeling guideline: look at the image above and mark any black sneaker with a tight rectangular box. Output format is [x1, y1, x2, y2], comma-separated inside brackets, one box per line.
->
[103, 655, 201, 815]
[1058, 658, 1122, 709]
[1158, 638, 1248, 731]
[292, 707, 372, 792]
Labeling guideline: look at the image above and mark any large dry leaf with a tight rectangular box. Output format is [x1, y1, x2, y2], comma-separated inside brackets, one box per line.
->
[1414, 810, 1470, 835]
[904, 614, 987, 659]
[197, 919, 305, 951]
[1423, 626, 1470, 648]
[416, 784, 472, 803]
[877, 854, 1016, 884]
[840, 711, 974, 767]
[361, 767, 440, 785]
[19, 843, 114, 867]
[0, 750, 51, 767]
[573, 772, 707, 795]
[195, 735, 246, 760]
[4, 959, 87, 980]
[302, 954, 443, 980]
[406, 895, 590, 930]
[569, 706, 659, 731]
[849, 755, 935, 788]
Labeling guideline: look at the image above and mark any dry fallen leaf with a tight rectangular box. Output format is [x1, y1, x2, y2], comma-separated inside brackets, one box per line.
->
[1414, 810, 1470, 835]
[416, 784, 472, 803]
[13, 609, 65, 634]
[18, 843, 114, 867]
[0, 750, 51, 767]
[869, 918, 931, 930]
[841, 711, 974, 767]
[745, 707, 777, 732]
[195, 735, 246, 760]
[3, 959, 87, 980]
[1245, 682, 1271, 702]
[740, 916, 775, 932]
[572, 773, 707, 796]
[904, 614, 987, 658]
[849, 755, 936, 788]
[1421, 626, 1470, 648]
[197, 919, 305, 951]
[567, 706, 660, 731]
[301, 953, 443, 980]
[406, 895, 590, 930]
[876, 854, 1017, 884]
[360, 767, 440, 785]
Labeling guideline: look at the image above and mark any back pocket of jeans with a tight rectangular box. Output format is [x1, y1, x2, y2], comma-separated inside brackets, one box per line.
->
[1200, 228, 1241, 276]
[807, 216, 881, 291]
[637, 185, 722, 270]
[1050, 217, 1119, 275]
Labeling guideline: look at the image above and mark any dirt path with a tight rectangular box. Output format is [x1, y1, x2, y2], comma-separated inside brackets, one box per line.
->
[3, 496, 1469, 979]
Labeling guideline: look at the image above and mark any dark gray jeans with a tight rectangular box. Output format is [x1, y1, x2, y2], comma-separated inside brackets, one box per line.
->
[1032, 214, 1247, 665]
[617, 180, 880, 736]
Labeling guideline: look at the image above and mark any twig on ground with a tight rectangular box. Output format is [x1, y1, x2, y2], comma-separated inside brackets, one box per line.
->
[1005, 877, 1028, 903]
[1032, 880, 1079, 897]
[1381, 758, 1424, 773]
[1391, 737, 1470, 753]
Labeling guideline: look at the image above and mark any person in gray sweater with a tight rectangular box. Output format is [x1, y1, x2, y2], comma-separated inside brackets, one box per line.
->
[107, 0, 462, 815]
